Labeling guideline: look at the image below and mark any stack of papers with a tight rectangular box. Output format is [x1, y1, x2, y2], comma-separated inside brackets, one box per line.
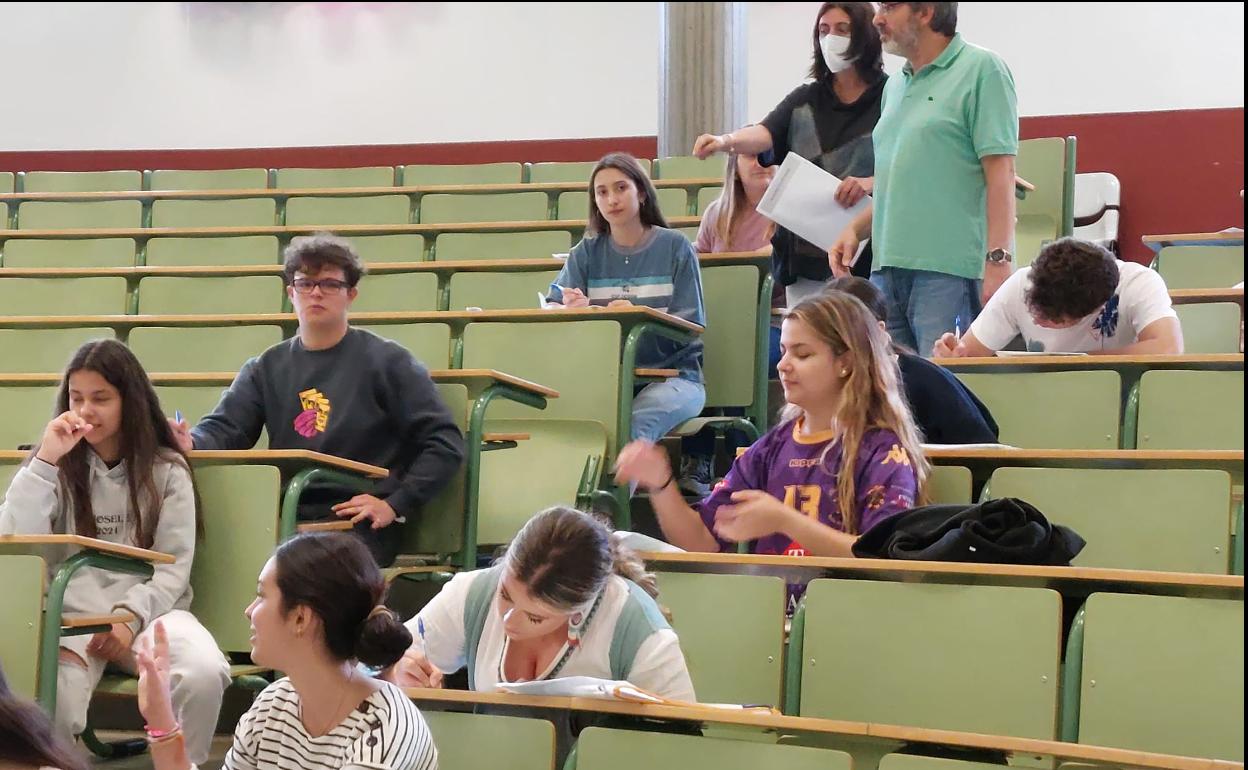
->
[757, 152, 870, 253]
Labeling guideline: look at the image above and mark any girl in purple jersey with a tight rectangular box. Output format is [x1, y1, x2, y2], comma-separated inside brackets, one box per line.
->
[616, 290, 928, 557]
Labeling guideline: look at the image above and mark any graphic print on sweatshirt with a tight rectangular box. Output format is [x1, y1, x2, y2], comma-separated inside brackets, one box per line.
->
[294, 387, 332, 437]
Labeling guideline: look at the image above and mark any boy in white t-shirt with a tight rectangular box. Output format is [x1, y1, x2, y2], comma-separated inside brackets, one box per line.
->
[934, 238, 1183, 357]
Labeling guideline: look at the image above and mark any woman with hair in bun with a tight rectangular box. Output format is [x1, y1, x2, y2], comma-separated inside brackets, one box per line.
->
[135, 532, 438, 770]
[388, 506, 694, 702]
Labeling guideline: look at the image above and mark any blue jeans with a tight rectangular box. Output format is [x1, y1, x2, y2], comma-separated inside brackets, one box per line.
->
[631, 377, 706, 442]
[871, 267, 982, 357]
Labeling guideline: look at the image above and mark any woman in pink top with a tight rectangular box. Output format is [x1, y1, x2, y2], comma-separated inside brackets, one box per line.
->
[695, 152, 775, 253]
[681, 153, 781, 496]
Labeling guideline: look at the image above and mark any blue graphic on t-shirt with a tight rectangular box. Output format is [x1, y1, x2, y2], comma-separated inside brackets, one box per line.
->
[1093, 294, 1121, 339]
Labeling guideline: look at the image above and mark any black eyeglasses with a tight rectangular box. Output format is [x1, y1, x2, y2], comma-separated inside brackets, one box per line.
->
[291, 278, 351, 295]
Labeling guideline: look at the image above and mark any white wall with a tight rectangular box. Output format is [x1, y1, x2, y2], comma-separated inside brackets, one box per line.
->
[747, 2, 1246, 122]
[2, 2, 1243, 152]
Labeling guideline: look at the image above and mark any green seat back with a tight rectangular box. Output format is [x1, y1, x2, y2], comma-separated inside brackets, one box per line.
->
[675, 227, 699, 242]
[285, 195, 410, 226]
[652, 156, 724, 180]
[575, 727, 850, 770]
[275, 167, 394, 188]
[349, 234, 426, 263]
[0, 172, 13, 194]
[1156, 246, 1244, 289]
[799, 579, 1060, 738]
[138, 276, 285, 315]
[447, 271, 560, 310]
[434, 231, 572, 261]
[1014, 137, 1069, 267]
[461, 321, 622, 450]
[152, 384, 268, 449]
[3, 238, 136, 268]
[656, 571, 785, 706]
[957, 371, 1121, 449]
[355, 323, 451, 369]
[1136, 370, 1244, 450]
[421, 711, 554, 770]
[420, 192, 548, 224]
[697, 186, 724, 214]
[0, 276, 128, 316]
[0, 328, 115, 373]
[403, 163, 523, 185]
[146, 236, 280, 266]
[0, 385, 59, 448]
[401, 383, 467, 556]
[700, 265, 759, 408]
[1078, 593, 1243, 760]
[148, 168, 269, 191]
[527, 159, 651, 184]
[927, 464, 972, 504]
[350, 273, 440, 312]
[129, 325, 283, 372]
[0, 555, 46, 699]
[557, 189, 685, 220]
[990, 467, 1232, 573]
[190, 465, 282, 652]
[151, 198, 276, 228]
[1176, 303, 1241, 353]
[478, 419, 607, 544]
[18, 200, 142, 229]
[22, 170, 141, 193]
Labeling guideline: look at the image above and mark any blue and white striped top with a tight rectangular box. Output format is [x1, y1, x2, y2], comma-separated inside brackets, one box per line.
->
[549, 227, 706, 381]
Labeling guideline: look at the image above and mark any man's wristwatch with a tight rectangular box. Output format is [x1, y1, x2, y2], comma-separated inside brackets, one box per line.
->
[986, 248, 1013, 264]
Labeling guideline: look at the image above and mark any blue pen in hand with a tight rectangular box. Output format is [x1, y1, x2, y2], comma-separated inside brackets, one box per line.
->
[174, 410, 184, 425]
[417, 616, 428, 657]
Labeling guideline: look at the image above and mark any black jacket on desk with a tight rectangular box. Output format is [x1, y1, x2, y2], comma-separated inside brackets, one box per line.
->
[898, 352, 999, 445]
[852, 498, 1086, 565]
[191, 328, 465, 517]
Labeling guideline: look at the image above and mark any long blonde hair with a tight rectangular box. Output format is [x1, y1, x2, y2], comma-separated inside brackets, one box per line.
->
[780, 292, 930, 533]
[713, 153, 774, 251]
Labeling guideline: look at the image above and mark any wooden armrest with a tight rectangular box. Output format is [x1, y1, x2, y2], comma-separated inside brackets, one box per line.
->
[62, 611, 137, 629]
[483, 433, 531, 443]
[635, 368, 680, 378]
[296, 520, 354, 533]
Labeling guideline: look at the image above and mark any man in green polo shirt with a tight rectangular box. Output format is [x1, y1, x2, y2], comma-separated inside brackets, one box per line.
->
[829, 2, 1018, 357]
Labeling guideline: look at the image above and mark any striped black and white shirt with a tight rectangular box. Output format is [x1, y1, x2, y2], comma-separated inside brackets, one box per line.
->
[223, 678, 437, 770]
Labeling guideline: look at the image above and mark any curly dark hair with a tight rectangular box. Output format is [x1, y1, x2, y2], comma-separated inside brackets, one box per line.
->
[282, 232, 367, 287]
[1024, 238, 1120, 323]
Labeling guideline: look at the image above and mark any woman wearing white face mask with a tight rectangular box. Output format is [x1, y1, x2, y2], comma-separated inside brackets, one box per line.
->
[693, 2, 886, 303]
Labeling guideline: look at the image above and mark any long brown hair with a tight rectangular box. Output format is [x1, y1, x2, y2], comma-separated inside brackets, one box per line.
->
[0, 664, 90, 770]
[713, 153, 775, 251]
[40, 339, 201, 549]
[585, 153, 669, 238]
[502, 506, 659, 610]
[781, 292, 929, 533]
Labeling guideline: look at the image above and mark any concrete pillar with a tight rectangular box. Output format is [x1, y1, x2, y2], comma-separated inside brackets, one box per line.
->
[658, 2, 747, 159]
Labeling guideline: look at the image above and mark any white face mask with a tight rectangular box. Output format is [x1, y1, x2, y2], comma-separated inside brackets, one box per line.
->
[820, 33, 855, 73]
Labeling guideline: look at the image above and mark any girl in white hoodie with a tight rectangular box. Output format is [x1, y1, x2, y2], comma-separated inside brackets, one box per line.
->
[0, 339, 229, 763]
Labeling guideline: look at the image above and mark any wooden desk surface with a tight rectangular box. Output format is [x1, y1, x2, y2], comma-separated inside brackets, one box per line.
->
[0, 217, 701, 240]
[404, 688, 1238, 770]
[641, 551, 1243, 600]
[63, 611, 137, 629]
[0, 534, 175, 564]
[0, 307, 704, 334]
[1143, 232, 1244, 253]
[0, 178, 725, 203]
[924, 447, 1244, 473]
[0, 250, 771, 279]
[935, 354, 1243, 372]
[186, 450, 389, 478]
[1170, 288, 1245, 306]
[0, 369, 559, 399]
